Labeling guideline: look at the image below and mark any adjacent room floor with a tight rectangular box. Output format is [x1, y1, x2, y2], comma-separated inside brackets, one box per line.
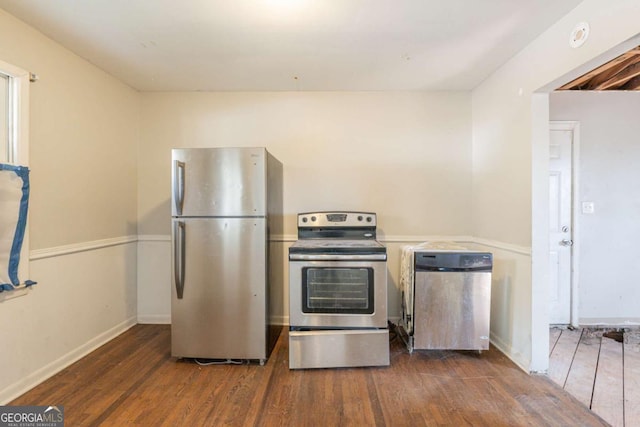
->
[549, 327, 640, 427]
[11, 324, 607, 426]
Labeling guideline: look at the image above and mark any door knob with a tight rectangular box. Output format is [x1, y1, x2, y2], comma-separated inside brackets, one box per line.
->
[560, 239, 573, 247]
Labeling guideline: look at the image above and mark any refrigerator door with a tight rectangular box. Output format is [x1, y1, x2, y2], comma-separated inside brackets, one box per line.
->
[172, 148, 266, 217]
[171, 217, 267, 359]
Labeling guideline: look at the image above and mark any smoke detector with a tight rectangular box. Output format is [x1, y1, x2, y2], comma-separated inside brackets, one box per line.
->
[570, 22, 590, 48]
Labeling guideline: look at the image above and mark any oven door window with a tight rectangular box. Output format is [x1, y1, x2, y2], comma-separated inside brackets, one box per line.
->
[301, 267, 374, 314]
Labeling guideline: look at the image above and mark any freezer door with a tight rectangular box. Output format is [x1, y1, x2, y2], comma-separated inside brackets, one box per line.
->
[172, 148, 266, 217]
[171, 217, 267, 359]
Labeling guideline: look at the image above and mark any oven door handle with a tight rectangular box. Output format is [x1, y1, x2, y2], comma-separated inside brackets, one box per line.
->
[288, 253, 387, 261]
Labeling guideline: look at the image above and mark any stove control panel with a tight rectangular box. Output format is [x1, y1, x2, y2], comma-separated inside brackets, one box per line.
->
[298, 211, 376, 228]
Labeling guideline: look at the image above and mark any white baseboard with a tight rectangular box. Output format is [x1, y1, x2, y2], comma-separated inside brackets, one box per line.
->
[388, 316, 401, 325]
[138, 316, 408, 328]
[0, 316, 137, 405]
[137, 315, 290, 326]
[137, 314, 171, 324]
[489, 331, 530, 373]
[579, 318, 640, 327]
[270, 315, 289, 326]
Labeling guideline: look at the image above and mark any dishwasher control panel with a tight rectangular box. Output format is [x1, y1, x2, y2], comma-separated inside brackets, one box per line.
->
[414, 252, 492, 272]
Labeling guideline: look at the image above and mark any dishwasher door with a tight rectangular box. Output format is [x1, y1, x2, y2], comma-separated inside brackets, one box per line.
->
[412, 252, 492, 351]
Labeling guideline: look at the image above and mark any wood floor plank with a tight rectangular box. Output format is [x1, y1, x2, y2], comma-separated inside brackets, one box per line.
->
[549, 327, 562, 355]
[624, 331, 640, 427]
[10, 325, 608, 426]
[564, 329, 601, 408]
[592, 333, 624, 427]
[548, 328, 583, 387]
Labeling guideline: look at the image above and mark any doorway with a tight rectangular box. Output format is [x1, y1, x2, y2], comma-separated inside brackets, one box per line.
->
[530, 33, 640, 372]
[548, 121, 579, 326]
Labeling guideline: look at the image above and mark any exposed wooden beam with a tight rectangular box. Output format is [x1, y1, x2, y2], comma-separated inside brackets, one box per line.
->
[558, 51, 636, 90]
[558, 45, 640, 91]
[622, 74, 640, 90]
[586, 54, 639, 89]
[558, 56, 625, 90]
[594, 60, 640, 90]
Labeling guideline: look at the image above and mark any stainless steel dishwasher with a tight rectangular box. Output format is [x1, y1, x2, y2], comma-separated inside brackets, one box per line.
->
[403, 250, 492, 352]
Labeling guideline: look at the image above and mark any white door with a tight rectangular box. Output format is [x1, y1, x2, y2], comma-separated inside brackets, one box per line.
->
[549, 123, 575, 324]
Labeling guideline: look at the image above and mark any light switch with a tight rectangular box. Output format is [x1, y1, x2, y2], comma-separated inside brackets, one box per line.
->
[582, 201, 595, 214]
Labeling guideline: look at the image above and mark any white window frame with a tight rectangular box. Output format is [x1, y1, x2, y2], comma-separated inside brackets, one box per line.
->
[1, 59, 30, 165]
[1, 59, 30, 298]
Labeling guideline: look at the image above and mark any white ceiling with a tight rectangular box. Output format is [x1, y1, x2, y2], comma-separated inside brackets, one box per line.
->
[0, 0, 583, 91]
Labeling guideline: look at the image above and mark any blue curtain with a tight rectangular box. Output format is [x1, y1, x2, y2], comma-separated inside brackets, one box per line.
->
[0, 163, 35, 291]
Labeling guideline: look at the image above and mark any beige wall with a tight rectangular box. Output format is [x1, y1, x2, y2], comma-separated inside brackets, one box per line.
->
[136, 91, 473, 326]
[138, 91, 472, 238]
[0, 9, 139, 249]
[472, 0, 640, 248]
[472, 0, 640, 371]
[0, 9, 139, 402]
[6, 0, 636, 387]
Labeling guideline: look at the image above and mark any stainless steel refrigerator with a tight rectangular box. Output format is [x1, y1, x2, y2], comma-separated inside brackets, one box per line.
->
[171, 147, 283, 363]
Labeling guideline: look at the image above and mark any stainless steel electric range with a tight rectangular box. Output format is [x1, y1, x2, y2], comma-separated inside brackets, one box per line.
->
[288, 211, 390, 369]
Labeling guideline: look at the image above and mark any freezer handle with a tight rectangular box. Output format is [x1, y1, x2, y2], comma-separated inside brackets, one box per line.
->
[174, 221, 186, 299]
[173, 160, 185, 215]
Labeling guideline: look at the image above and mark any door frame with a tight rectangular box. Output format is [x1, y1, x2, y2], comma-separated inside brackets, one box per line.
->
[549, 120, 580, 327]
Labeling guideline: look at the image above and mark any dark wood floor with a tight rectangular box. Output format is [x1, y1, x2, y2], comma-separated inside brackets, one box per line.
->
[12, 325, 608, 426]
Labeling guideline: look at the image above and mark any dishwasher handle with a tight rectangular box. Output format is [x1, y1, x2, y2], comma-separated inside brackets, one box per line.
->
[415, 265, 492, 272]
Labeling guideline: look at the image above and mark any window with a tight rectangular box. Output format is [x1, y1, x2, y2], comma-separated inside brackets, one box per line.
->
[0, 60, 31, 296]
[0, 61, 29, 165]
[1, 73, 8, 162]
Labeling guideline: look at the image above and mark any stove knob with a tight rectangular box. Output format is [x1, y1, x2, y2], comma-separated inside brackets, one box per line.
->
[357, 216, 363, 221]
[366, 216, 372, 222]
[311, 216, 317, 222]
[302, 217, 308, 223]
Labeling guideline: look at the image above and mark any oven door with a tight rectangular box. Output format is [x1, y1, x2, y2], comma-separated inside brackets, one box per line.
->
[289, 259, 387, 328]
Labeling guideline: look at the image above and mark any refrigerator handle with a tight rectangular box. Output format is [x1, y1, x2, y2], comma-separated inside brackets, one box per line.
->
[174, 220, 186, 299]
[173, 160, 185, 215]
